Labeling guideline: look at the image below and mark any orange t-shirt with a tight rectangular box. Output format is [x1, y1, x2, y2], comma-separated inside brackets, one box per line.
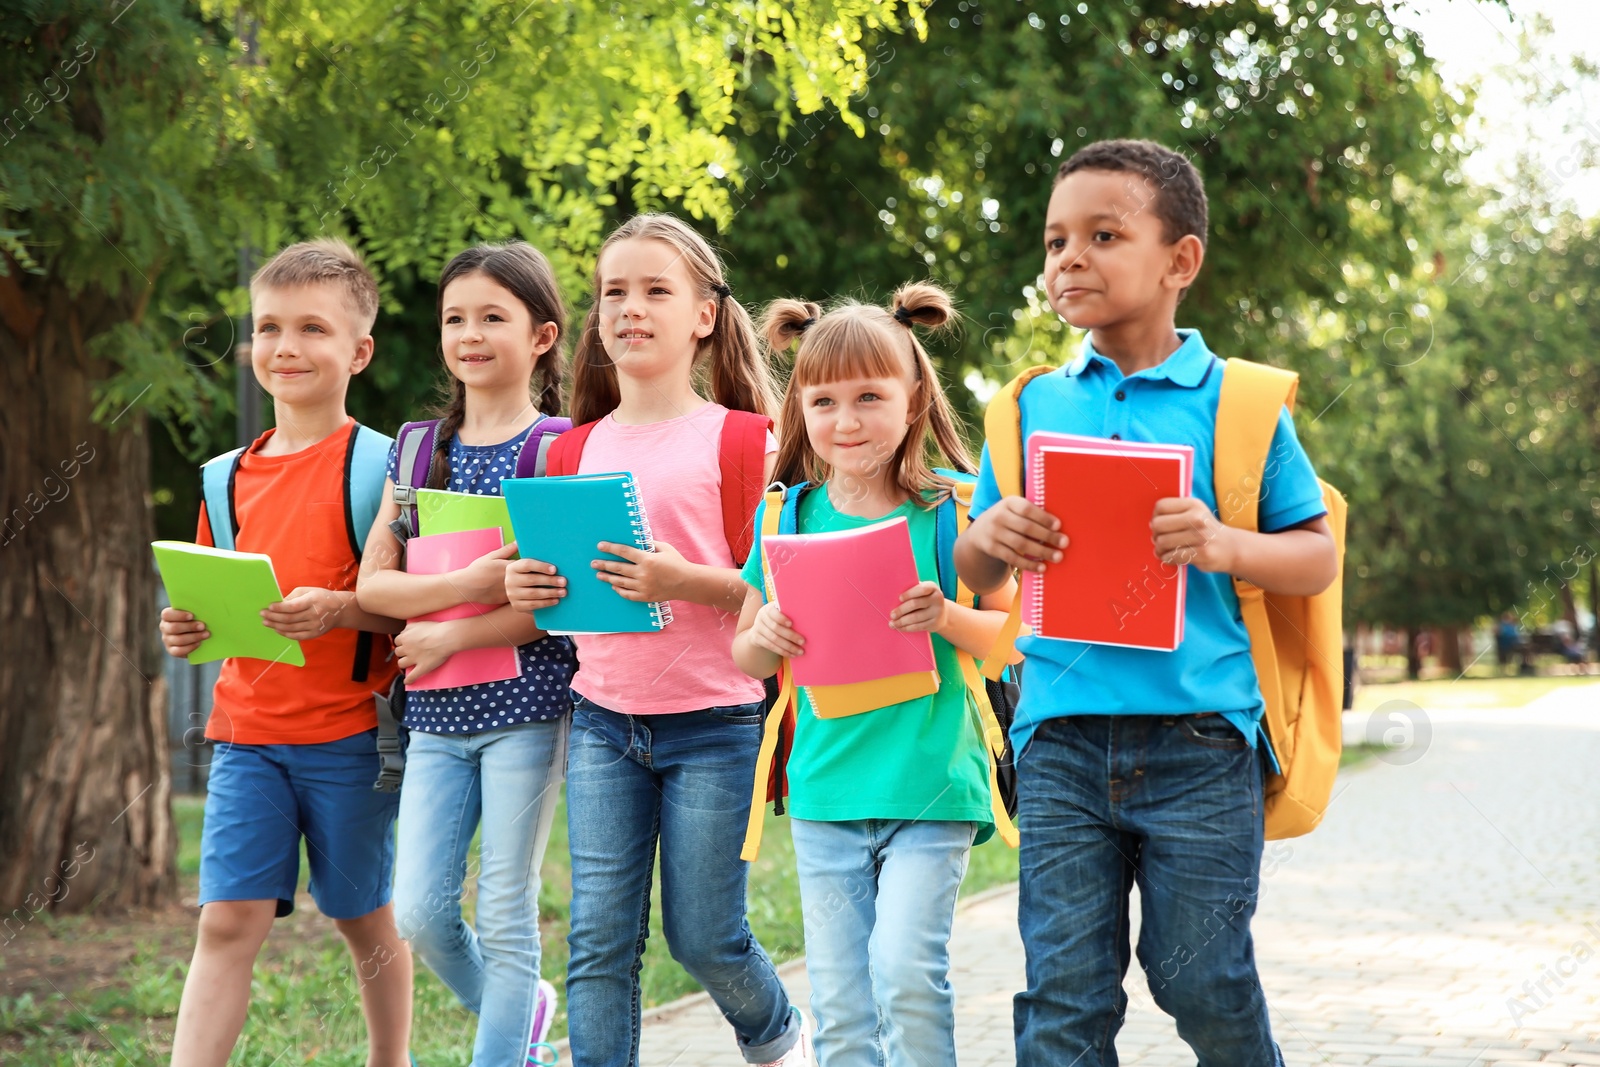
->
[196, 419, 397, 745]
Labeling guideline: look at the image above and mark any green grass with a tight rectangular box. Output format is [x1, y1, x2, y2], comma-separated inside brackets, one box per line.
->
[1352, 672, 1596, 712]
[2, 792, 1018, 1065]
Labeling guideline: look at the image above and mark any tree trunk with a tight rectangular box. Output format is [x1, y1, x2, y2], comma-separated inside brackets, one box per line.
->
[0, 279, 174, 915]
[1590, 561, 1599, 655]
[1405, 625, 1423, 680]
[1438, 627, 1463, 674]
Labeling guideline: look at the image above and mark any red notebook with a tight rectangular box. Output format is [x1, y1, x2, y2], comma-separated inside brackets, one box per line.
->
[404, 527, 522, 690]
[1022, 432, 1194, 651]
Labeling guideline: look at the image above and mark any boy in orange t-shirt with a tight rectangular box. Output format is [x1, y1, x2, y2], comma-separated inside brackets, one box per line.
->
[159, 240, 412, 1067]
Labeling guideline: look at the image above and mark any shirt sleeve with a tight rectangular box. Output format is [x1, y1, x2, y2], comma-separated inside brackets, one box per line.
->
[968, 443, 1001, 520]
[385, 440, 401, 484]
[740, 500, 768, 598]
[1256, 406, 1328, 533]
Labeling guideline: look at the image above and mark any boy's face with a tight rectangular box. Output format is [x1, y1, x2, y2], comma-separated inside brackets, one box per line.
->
[250, 282, 374, 406]
[1042, 169, 1202, 333]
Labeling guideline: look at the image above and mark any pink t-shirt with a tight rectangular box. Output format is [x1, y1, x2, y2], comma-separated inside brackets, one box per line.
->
[568, 403, 773, 715]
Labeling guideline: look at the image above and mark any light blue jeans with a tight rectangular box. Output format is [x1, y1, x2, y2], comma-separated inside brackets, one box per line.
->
[393, 718, 569, 1067]
[790, 818, 978, 1067]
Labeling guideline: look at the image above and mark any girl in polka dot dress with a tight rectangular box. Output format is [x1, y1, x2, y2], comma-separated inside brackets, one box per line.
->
[505, 215, 811, 1067]
[358, 242, 575, 1067]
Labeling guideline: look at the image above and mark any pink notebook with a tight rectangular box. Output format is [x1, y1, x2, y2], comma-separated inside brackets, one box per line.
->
[405, 528, 521, 690]
[1023, 431, 1194, 651]
[763, 516, 935, 687]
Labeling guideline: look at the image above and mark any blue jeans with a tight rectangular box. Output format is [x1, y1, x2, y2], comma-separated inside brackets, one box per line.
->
[790, 818, 976, 1067]
[564, 697, 799, 1066]
[393, 718, 569, 1067]
[1014, 715, 1284, 1067]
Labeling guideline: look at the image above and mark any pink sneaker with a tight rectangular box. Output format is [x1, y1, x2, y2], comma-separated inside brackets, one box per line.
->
[527, 979, 559, 1065]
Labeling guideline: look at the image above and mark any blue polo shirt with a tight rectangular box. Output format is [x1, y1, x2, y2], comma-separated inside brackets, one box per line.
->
[970, 329, 1328, 759]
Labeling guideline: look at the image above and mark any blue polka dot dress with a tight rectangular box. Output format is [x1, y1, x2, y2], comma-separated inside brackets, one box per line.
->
[386, 426, 576, 734]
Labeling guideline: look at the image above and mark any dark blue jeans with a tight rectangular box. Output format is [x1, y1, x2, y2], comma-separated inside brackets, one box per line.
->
[564, 696, 799, 1066]
[1014, 714, 1284, 1067]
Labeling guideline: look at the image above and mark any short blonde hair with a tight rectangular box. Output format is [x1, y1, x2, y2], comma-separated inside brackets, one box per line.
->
[250, 238, 380, 335]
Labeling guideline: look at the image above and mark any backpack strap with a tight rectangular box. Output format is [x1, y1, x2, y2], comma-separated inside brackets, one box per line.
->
[344, 423, 394, 559]
[372, 676, 406, 793]
[939, 476, 1020, 848]
[719, 411, 773, 565]
[512, 414, 573, 479]
[1215, 358, 1300, 764]
[200, 447, 246, 551]
[344, 423, 395, 685]
[389, 420, 439, 541]
[742, 486, 795, 862]
[977, 366, 1054, 680]
[544, 419, 600, 479]
[1214, 358, 1298, 535]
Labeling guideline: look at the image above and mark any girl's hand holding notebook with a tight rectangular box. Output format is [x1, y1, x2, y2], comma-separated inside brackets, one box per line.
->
[504, 547, 567, 613]
[592, 539, 689, 603]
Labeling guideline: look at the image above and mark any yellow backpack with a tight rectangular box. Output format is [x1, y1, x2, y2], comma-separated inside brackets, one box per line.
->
[982, 358, 1348, 840]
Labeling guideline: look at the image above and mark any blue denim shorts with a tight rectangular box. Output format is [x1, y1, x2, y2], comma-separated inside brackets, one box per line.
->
[198, 728, 400, 919]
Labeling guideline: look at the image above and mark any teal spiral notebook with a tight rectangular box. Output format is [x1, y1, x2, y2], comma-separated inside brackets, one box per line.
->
[502, 472, 673, 635]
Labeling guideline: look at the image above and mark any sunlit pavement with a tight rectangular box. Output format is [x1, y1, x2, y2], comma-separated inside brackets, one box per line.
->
[592, 683, 1600, 1065]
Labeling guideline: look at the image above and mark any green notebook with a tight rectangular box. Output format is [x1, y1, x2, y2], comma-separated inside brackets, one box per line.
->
[416, 489, 516, 551]
[151, 541, 305, 667]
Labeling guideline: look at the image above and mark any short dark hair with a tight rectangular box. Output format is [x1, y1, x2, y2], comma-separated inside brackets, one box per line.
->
[1056, 139, 1208, 249]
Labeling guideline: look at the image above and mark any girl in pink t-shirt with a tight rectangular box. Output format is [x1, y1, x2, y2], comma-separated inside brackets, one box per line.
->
[506, 214, 808, 1067]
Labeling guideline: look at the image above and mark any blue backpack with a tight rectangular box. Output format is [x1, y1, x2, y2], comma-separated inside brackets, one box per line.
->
[199, 422, 405, 790]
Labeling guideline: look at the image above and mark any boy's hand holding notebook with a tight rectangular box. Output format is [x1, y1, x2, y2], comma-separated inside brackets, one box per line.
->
[1022, 432, 1195, 651]
[762, 516, 938, 717]
[152, 541, 306, 666]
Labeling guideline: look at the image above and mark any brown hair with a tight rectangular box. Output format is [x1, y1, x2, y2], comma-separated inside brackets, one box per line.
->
[251, 238, 381, 335]
[569, 213, 779, 427]
[426, 242, 568, 490]
[761, 281, 974, 503]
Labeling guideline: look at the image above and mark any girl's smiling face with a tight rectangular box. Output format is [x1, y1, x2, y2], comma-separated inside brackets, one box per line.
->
[800, 368, 916, 486]
[596, 237, 717, 379]
[440, 271, 555, 391]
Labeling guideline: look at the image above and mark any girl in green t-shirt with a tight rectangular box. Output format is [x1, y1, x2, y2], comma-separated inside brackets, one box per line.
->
[732, 282, 1017, 1067]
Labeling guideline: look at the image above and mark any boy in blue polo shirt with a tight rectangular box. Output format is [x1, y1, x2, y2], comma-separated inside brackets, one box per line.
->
[956, 140, 1338, 1066]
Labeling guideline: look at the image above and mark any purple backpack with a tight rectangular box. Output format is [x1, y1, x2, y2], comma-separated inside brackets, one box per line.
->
[388, 413, 571, 542]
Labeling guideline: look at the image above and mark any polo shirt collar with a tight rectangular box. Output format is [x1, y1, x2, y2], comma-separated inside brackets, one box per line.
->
[1067, 329, 1216, 388]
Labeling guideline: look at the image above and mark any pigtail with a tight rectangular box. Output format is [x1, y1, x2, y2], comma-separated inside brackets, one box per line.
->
[427, 377, 468, 490]
[760, 299, 823, 355]
[761, 298, 824, 488]
[889, 281, 954, 330]
[706, 288, 781, 420]
[534, 344, 565, 417]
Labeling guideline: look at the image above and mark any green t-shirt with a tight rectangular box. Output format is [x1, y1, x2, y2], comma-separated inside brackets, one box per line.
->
[741, 487, 993, 840]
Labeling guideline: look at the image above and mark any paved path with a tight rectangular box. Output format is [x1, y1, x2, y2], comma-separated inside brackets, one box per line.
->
[580, 684, 1600, 1065]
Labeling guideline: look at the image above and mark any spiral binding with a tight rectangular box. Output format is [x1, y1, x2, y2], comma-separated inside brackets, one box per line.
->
[621, 474, 674, 629]
[1023, 448, 1047, 636]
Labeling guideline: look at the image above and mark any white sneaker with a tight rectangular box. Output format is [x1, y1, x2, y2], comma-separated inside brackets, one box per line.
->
[758, 1010, 814, 1067]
